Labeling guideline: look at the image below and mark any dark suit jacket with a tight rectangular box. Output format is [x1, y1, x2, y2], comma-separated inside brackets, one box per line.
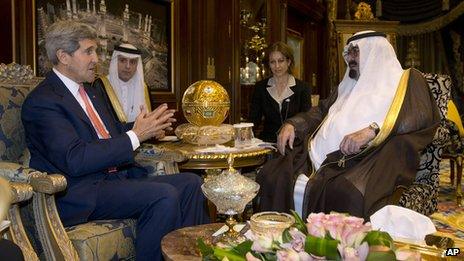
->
[249, 77, 311, 142]
[21, 71, 146, 226]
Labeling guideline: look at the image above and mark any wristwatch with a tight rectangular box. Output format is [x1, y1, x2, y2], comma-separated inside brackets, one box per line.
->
[369, 122, 380, 135]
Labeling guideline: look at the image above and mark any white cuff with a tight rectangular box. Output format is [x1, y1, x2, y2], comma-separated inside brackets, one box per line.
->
[126, 130, 140, 151]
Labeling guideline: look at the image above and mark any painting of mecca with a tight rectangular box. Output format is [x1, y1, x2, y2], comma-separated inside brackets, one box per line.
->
[36, 0, 171, 91]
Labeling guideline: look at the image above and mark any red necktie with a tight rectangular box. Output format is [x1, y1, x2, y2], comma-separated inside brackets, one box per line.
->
[78, 85, 117, 173]
[78, 85, 110, 139]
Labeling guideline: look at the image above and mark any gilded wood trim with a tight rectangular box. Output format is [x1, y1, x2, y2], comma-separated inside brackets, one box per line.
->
[6, 205, 39, 261]
[33, 193, 79, 261]
[9, 181, 33, 203]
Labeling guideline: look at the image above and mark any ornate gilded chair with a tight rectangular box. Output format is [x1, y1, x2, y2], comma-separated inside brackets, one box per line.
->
[0, 63, 182, 260]
[396, 73, 452, 215]
[0, 63, 77, 260]
[0, 176, 37, 261]
[441, 100, 464, 205]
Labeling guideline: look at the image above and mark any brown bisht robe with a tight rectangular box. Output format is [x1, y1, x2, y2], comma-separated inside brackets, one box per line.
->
[256, 69, 441, 219]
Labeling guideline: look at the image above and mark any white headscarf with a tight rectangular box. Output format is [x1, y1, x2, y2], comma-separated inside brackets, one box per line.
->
[310, 31, 404, 169]
[107, 43, 145, 122]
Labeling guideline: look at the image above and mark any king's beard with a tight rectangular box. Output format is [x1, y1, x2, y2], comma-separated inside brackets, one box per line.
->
[349, 69, 359, 79]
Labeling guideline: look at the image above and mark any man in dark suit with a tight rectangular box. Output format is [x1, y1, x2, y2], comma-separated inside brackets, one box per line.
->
[21, 21, 208, 261]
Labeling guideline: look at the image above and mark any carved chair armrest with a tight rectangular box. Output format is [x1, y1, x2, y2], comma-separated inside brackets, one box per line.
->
[29, 173, 67, 194]
[0, 162, 66, 194]
[9, 182, 33, 204]
[136, 143, 186, 163]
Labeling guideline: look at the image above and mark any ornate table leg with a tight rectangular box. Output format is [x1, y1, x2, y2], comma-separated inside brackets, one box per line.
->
[456, 156, 462, 206]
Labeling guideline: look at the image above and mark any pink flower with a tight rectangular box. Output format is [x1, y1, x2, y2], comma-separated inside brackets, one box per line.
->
[341, 223, 371, 248]
[306, 213, 327, 237]
[288, 228, 306, 252]
[276, 249, 300, 261]
[298, 251, 315, 261]
[323, 216, 345, 240]
[337, 242, 369, 261]
[246, 252, 261, 261]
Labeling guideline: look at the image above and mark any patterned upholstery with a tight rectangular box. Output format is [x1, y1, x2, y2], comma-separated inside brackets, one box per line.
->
[398, 73, 452, 215]
[0, 80, 44, 259]
[444, 119, 463, 155]
[0, 84, 32, 167]
[66, 219, 137, 261]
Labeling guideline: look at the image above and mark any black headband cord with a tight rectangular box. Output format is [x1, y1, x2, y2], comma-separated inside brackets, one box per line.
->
[114, 46, 142, 55]
[346, 32, 387, 45]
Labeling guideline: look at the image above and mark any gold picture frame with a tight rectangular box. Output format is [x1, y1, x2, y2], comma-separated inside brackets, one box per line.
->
[13, 0, 177, 99]
[286, 30, 304, 79]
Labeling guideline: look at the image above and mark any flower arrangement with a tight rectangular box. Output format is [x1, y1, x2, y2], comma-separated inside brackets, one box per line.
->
[198, 211, 421, 261]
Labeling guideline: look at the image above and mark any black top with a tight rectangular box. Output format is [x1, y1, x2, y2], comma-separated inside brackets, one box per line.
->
[249, 77, 311, 142]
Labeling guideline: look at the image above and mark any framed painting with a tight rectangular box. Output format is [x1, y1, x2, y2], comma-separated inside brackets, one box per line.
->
[286, 30, 304, 79]
[34, 0, 174, 94]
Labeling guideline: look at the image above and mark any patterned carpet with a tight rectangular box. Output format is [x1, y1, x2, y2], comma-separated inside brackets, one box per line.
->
[430, 161, 464, 247]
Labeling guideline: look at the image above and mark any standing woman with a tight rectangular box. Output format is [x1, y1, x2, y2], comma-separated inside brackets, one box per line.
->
[249, 42, 311, 142]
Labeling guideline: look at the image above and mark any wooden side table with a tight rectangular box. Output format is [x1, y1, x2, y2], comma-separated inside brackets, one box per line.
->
[161, 223, 223, 261]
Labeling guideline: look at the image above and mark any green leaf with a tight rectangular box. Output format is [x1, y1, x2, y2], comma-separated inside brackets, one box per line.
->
[197, 238, 214, 257]
[282, 228, 293, 243]
[213, 247, 246, 261]
[363, 231, 394, 248]
[233, 240, 253, 256]
[305, 234, 341, 260]
[262, 252, 278, 261]
[290, 210, 308, 234]
[366, 249, 397, 261]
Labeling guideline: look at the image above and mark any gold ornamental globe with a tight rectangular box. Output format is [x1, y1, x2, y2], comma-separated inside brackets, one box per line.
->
[182, 80, 230, 126]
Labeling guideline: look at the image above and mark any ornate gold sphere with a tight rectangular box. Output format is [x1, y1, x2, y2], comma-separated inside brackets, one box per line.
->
[182, 80, 230, 126]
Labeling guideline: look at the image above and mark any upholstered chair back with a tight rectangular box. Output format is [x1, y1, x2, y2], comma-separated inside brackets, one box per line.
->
[0, 64, 44, 260]
[0, 81, 37, 165]
[398, 73, 452, 215]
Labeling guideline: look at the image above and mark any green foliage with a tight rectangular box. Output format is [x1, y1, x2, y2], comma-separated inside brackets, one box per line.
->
[262, 252, 278, 261]
[282, 228, 293, 243]
[290, 210, 308, 234]
[234, 240, 253, 256]
[213, 247, 246, 261]
[197, 238, 254, 261]
[366, 249, 397, 261]
[197, 238, 215, 258]
[305, 234, 341, 260]
[363, 230, 394, 248]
